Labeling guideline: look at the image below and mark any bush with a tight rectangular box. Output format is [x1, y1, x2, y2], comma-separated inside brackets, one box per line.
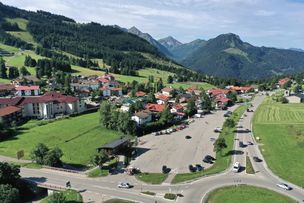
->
[164, 193, 177, 200]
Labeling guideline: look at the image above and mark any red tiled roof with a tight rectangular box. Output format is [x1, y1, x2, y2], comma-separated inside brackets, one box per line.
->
[110, 88, 122, 91]
[278, 78, 290, 86]
[172, 104, 184, 110]
[208, 88, 231, 96]
[216, 95, 231, 103]
[15, 86, 39, 91]
[229, 86, 253, 92]
[145, 103, 166, 112]
[0, 97, 24, 106]
[135, 91, 146, 97]
[0, 106, 21, 117]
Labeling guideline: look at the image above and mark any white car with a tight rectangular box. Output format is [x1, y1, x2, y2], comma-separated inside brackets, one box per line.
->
[232, 162, 240, 173]
[276, 183, 292, 190]
[118, 182, 132, 189]
[214, 127, 222, 133]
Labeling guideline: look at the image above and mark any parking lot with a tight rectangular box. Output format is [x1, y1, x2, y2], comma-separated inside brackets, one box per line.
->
[130, 105, 238, 173]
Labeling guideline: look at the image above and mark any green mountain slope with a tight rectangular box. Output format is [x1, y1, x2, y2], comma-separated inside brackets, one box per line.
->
[182, 33, 304, 80]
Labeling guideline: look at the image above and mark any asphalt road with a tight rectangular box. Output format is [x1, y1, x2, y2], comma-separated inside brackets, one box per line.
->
[3, 93, 304, 203]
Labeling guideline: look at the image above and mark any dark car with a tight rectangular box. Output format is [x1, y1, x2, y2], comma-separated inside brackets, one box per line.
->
[188, 164, 197, 172]
[185, 135, 192, 139]
[239, 141, 244, 148]
[203, 155, 216, 163]
[253, 156, 263, 162]
[196, 164, 203, 171]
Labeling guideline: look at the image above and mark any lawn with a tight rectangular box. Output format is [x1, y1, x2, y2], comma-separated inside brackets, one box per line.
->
[103, 199, 134, 203]
[205, 185, 296, 203]
[253, 98, 304, 187]
[246, 156, 255, 174]
[0, 42, 19, 53]
[0, 112, 122, 167]
[41, 189, 83, 203]
[136, 172, 168, 184]
[87, 167, 109, 177]
[172, 105, 248, 184]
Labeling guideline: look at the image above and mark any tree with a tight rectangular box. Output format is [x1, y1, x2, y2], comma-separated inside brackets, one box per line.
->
[159, 108, 174, 126]
[43, 147, 63, 167]
[167, 75, 173, 84]
[213, 137, 227, 156]
[201, 92, 212, 111]
[47, 192, 66, 203]
[8, 67, 19, 79]
[30, 143, 49, 164]
[224, 118, 235, 128]
[0, 184, 19, 203]
[0, 58, 7, 79]
[0, 162, 20, 186]
[91, 151, 108, 168]
[99, 102, 112, 128]
[146, 92, 156, 103]
[186, 98, 197, 117]
[226, 92, 237, 104]
[292, 84, 301, 94]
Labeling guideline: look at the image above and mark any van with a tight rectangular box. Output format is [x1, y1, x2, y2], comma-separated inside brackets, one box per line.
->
[232, 162, 240, 172]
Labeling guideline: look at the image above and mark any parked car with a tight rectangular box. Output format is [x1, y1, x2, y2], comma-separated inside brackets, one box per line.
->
[253, 156, 263, 162]
[224, 113, 231, 117]
[196, 164, 203, 171]
[203, 155, 216, 164]
[162, 165, 170, 174]
[214, 127, 222, 133]
[232, 162, 241, 173]
[247, 141, 254, 145]
[276, 183, 292, 190]
[188, 164, 197, 172]
[185, 135, 192, 139]
[118, 182, 132, 189]
[239, 141, 245, 148]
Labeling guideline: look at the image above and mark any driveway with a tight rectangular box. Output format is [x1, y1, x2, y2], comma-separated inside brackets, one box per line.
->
[130, 105, 238, 173]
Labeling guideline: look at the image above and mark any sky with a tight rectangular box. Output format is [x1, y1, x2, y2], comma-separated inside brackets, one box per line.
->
[2, 0, 304, 49]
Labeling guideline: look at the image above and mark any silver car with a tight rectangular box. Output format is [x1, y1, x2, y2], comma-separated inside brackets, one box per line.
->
[276, 183, 292, 190]
[118, 182, 132, 189]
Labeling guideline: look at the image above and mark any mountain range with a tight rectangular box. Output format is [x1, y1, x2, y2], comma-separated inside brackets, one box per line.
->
[129, 28, 304, 80]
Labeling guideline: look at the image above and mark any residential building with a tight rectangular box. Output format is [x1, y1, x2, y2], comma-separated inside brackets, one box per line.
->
[0, 84, 15, 97]
[131, 110, 152, 126]
[0, 92, 86, 119]
[97, 74, 119, 87]
[99, 87, 122, 97]
[278, 78, 291, 87]
[0, 106, 22, 126]
[15, 86, 40, 96]
[145, 103, 166, 113]
[161, 87, 175, 96]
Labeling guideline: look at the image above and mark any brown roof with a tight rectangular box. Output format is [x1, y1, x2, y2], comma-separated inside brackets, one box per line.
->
[0, 84, 15, 91]
[0, 106, 21, 117]
[134, 110, 152, 119]
[162, 87, 174, 93]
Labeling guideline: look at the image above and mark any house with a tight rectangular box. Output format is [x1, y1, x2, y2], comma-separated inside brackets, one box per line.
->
[145, 103, 166, 113]
[170, 104, 185, 116]
[208, 88, 232, 97]
[15, 86, 40, 96]
[97, 74, 119, 87]
[131, 110, 152, 126]
[155, 94, 170, 105]
[228, 86, 254, 94]
[99, 87, 123, 97]
[278, 78, 291, 87]
[12, 75, 40, 86]
[0, 84, 15, 96]
[286, 95, 301, 103]
[161, 87, 175, 96]
[0, 106, 22, 126]
[71, 80, 100, 92]
[186, 87, 202, 96]
[0, 92, 86, 119]
[97, 137, 131, 156]
[215, 95, 231, 109]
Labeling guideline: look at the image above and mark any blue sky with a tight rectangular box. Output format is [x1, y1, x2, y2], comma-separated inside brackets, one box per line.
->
[2, 0, 304, 49]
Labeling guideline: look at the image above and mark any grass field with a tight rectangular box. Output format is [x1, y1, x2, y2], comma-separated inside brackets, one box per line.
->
[205, 185, 296, 203]
[87, 167, 109, 177]
[41, 189, 83, 203]
[104, 199, 134, 203]
[246, 156, 255, 174]
[0, 112, 122, 167]
[172, 105, 248, 184]
[253, 97, 304, 187]
[136, 172, 168, 184]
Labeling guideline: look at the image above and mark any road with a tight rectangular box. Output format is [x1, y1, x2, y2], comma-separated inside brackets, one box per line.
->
[4, 93, 304, 202]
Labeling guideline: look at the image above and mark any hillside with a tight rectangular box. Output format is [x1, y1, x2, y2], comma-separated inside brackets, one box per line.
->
[182, 33, 304, 80]
[0, 3, 210, 84]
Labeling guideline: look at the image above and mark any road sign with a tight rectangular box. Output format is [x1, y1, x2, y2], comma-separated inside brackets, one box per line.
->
[17, 150, 24, 160]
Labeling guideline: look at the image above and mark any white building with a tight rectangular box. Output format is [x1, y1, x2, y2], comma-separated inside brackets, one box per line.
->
[131, 110, 152, 126]
[15, 86, 40, 96]
[0, 92, 86, 119]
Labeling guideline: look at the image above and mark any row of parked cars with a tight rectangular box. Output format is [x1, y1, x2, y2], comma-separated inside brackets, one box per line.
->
[152, 124, 188, 136]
